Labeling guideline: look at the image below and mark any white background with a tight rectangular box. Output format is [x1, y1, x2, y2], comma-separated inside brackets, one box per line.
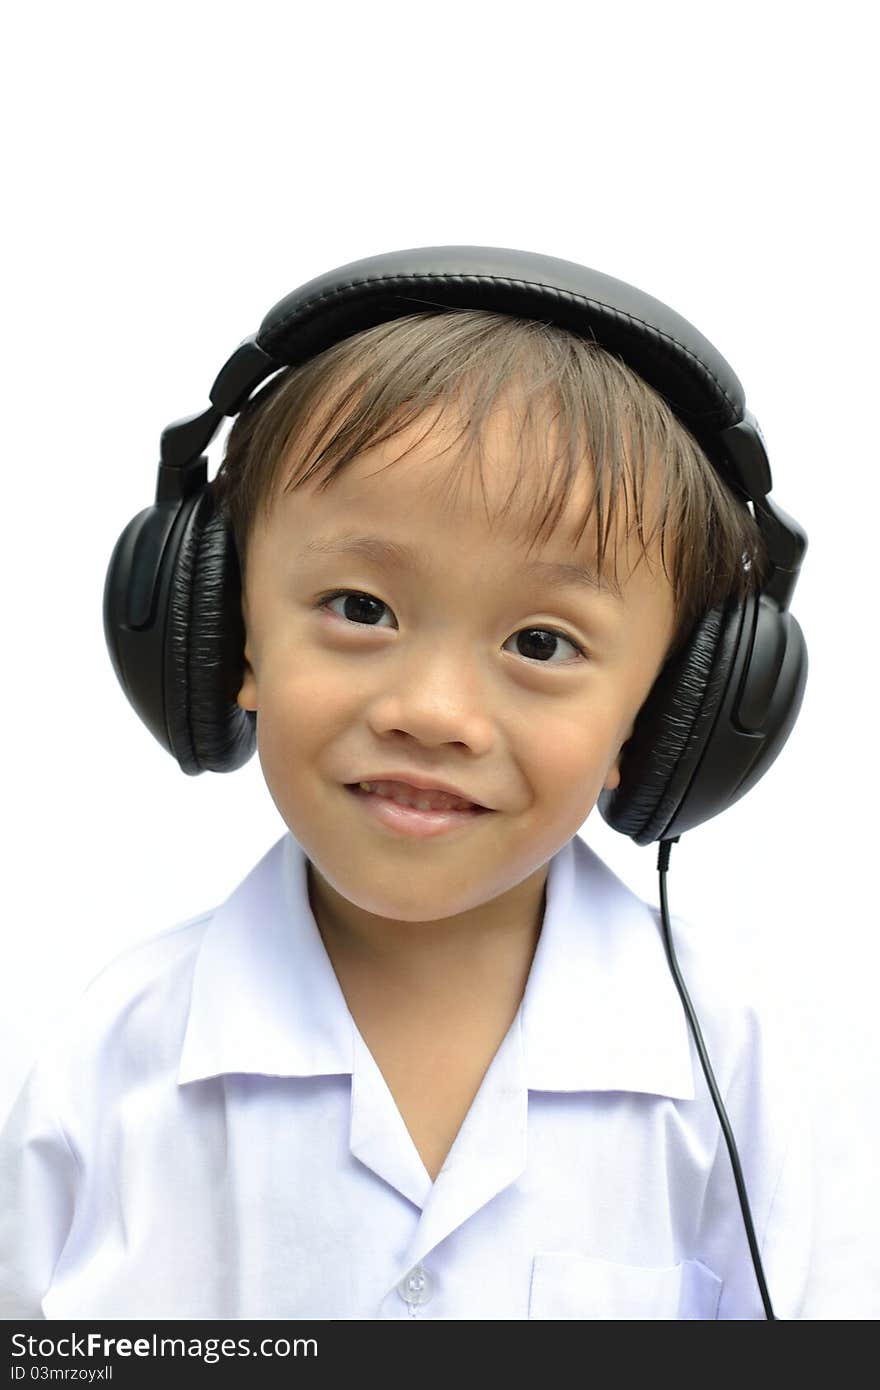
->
[2, 0, 876, 1318]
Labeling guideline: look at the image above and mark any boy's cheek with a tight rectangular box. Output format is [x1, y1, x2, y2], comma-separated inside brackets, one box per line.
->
[251, 676, 354, 760]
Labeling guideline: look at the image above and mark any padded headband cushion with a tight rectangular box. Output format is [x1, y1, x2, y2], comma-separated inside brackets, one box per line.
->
[254, 246, 746, 463]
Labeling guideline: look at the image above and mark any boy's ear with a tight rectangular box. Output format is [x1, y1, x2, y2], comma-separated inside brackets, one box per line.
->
[603, 756, 623, 793]
[603, 717, 637, 793]
[236, 650, 258, 712]
[234, 583, 255, 711]
[237, 599, 258, 711]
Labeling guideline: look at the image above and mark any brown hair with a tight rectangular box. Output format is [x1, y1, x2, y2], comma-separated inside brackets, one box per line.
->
[212, 309, 771, 662]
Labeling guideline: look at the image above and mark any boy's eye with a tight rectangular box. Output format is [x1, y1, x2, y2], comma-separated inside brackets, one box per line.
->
[314, 589, 587, 664]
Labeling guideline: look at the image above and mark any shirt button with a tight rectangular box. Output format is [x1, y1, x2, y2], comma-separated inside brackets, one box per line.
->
[397, 1263, 434, 1305]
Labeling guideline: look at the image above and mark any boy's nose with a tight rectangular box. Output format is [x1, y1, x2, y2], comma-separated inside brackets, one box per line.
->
[364, 653, 495, 753]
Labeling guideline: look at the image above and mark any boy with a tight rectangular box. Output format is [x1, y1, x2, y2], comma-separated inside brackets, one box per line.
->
[0, 247, 814, 1319]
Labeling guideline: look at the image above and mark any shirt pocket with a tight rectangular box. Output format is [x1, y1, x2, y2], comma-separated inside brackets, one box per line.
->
[529, 1252, 723, 1320]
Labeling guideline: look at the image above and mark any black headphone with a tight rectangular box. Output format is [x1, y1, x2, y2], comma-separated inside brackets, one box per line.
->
[103, 245, 809, 1319]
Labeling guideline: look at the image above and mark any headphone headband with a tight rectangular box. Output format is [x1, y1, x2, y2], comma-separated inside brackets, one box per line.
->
[258, 246, 744, 423]
[159, 245, 803, 611]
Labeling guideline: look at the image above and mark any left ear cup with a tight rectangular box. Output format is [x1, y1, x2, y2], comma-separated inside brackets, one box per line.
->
[598, 599, 744, 845]
[164, 486, 257, 774]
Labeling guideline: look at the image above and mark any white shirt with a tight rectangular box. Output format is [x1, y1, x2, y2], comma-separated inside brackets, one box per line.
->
[0, 830, 814, 1320]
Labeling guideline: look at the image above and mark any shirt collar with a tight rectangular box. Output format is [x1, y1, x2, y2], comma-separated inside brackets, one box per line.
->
[177, 830, 694, 1099]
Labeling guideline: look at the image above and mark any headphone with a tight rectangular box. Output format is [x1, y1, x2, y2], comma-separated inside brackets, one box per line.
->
[103, 245, 809, 1319]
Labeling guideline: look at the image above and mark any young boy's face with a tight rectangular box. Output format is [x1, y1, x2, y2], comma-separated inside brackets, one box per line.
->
[236, 390, 677, 936]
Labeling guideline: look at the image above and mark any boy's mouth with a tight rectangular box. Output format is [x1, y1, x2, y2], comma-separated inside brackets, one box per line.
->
[344, 780, 490, 814]
[342, 782, 495, 838]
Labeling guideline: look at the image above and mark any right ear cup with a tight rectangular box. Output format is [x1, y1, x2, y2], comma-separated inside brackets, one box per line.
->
[163, 485, 257, 774]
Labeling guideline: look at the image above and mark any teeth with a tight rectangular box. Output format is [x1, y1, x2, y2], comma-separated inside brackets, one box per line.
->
[358, 780, 473, 812]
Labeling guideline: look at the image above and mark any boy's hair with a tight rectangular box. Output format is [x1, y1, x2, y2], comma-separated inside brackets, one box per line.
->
[212, 309, 771, 663]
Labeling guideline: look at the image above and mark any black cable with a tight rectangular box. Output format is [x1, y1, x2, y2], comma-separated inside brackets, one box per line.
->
[656, 836, 776, 1320]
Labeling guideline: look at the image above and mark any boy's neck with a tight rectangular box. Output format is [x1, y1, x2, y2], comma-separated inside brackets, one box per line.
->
[306, 859, 548, 1020]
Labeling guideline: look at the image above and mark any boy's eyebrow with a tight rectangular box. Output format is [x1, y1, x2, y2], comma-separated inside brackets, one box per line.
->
[298, 533, 625, 602]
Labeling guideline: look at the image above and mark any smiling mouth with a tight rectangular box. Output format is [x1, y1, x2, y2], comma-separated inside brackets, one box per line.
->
[344, 781, 491, 814]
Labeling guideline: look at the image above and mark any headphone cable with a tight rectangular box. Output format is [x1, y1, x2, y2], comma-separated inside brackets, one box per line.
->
[657, 836, 776, 1320]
